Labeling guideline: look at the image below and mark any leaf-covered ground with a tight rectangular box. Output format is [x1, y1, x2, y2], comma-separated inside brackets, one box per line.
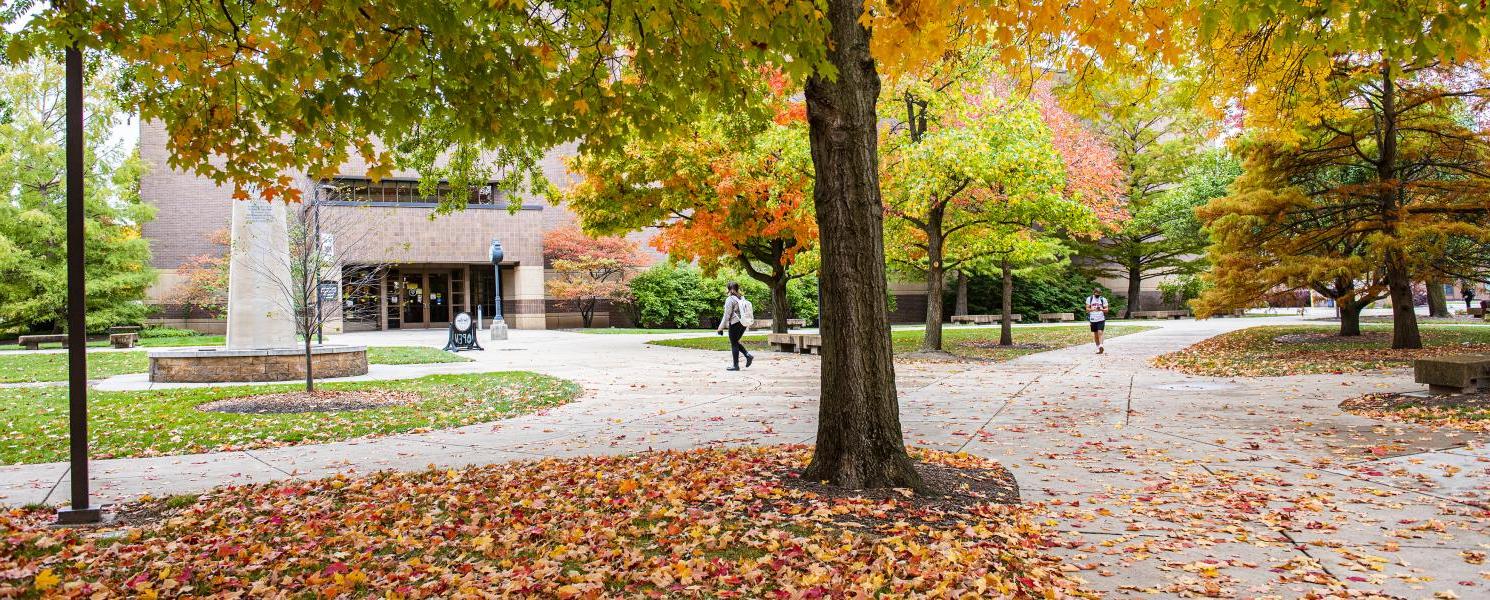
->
[0, 345, 469, 383]
[0, 372, 579, 464]
[1152, 324, 1490, 377]
[649, 324, 1154, 361]
[1341, 392, 1490, 432]
[0, 446, 1088, 598]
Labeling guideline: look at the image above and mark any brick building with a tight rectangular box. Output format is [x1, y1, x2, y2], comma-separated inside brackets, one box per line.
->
[138, 121, 664, 333]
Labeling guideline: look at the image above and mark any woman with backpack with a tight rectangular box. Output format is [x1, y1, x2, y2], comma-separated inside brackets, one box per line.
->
[716, 281, 755, 371]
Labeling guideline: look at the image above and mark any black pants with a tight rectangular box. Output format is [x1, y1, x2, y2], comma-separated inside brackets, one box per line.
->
[728, 322, 751, 366]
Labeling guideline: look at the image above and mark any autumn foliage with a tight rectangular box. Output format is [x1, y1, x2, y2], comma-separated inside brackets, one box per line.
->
[543, 227, 646, 328]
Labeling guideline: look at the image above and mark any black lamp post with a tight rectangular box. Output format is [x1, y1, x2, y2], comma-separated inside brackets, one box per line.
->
[488, 240, 509, 340]
[57, 23, 101, 526]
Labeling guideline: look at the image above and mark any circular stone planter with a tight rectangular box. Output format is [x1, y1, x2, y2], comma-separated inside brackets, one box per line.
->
[148, 345, 369, 383]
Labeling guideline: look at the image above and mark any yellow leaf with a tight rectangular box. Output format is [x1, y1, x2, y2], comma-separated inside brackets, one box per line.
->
[34, 568, 60, 591]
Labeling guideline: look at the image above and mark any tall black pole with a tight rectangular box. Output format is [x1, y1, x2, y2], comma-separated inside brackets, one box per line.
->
[58, 39, 101, 525]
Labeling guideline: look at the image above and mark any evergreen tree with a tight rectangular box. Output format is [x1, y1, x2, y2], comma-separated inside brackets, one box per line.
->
[0, 57, 154, 335]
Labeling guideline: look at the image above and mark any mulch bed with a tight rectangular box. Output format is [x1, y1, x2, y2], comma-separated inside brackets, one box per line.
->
[781, 458, 1020, 528]
[1272, 332, 1392, 345]
[197, 390, 421, 414]
[1341, 391, 1490, 432]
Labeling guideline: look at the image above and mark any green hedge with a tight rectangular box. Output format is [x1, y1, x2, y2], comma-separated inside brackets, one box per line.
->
[948, 266, 1125, 322]
[624, 262, 818, 329]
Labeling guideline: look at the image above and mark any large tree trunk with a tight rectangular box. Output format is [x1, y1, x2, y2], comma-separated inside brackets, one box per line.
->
[1376, 65, 1421, 350]
[800, 0, 923, 491]
[1125, 265, 1142, 317]
[921, 205, 945, 351]
[1385, 252, 1423, 349]
[999, 258, 1014, 346]
[1426, 280, 1450, 318]
[954, 271, 968, 316]
[1338, 297, 1365, 337]
[770, 275, 791, 335]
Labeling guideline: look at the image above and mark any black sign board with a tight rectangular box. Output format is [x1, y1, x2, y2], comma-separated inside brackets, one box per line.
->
[443, 311, 483, 352]
[317, 281, 339, 302]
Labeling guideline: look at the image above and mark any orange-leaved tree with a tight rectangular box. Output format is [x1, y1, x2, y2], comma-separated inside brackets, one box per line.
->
[565, 70, 816, 335]
[543, 227, 646, 329]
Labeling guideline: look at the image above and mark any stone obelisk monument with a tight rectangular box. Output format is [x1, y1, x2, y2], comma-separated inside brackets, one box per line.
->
[225, 197, 297, 348]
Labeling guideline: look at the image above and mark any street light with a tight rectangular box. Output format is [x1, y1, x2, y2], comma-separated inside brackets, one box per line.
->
[489, 239, 508, 341]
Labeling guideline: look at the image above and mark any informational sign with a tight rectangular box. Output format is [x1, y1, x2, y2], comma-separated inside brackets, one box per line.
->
[317, 281, 339, 302]
[443, 311, 483, 352]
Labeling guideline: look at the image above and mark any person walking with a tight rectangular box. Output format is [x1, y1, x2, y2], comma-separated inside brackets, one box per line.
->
[1086, 287, 1109, 354]
[1463, 285, 1477, 312]
[716, 281, 755, 371]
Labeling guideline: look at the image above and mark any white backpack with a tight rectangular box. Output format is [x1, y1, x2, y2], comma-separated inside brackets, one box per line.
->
[737, 297, 755, 324]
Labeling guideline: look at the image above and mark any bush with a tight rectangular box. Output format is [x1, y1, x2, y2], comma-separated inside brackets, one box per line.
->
[1158, 275, 1209, 308]
[949, 267, 1124, 322]
[625, 262, 821, 328]
[140, 326, 203, 338]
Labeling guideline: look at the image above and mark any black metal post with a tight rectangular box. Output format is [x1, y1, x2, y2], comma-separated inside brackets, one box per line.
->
[314, 189, 323, 344]
[57, 38, 101, 525]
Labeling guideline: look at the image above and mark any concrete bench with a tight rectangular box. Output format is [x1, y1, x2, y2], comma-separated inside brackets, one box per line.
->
[1414, 355, 1490, 394]
[767, 333, 822, 355]
[109, 325, 142, 334]
[1132, 310, 1191, 320]
[950, 314, 1021, 325]
[1038, 312, 1075, 323]
[17, 334, 68, 350]
[110, 332, 139, 349]
[1469, 307, 1486, 317]
[753, 318, 809, 330]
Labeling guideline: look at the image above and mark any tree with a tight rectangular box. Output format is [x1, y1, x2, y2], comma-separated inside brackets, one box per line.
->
[166, 228, 230, 318]
[1070, 75, 1223, 316]
[1195, 63, 1490, 348]
[544, 227, 644, 328]
[0, 56, 154, 336]
[1188, 3, 1490, 349]
[566, 71, 816, 334]
[887, 74, 1122, 350]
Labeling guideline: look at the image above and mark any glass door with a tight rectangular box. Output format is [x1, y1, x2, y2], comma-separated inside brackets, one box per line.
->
[428, 273, 450, 324]
[402, 274, 426, 326]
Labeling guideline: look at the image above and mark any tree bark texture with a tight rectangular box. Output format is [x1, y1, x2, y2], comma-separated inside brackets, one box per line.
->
[1338, 298, 1365, 337]
[1427, 280, 1450, 318]
[921, 204, 945, 352]
[954, 271, 968, 316]
[770, 276, 791, 335]
[1126, 265, 1142, 317]
[1376, 66, 1422, 350]
[999, 258, 1014, 346]
[800, 0, 923, 491]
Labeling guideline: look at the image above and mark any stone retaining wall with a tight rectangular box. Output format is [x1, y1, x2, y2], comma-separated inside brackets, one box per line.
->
[149, 346, 368, 383]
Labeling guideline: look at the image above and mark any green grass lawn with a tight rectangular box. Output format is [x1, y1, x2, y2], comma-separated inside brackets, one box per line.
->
[0, 346, 470, 383]
[1152, 323, 1490, 377]
[569, 327, 715, 335]
[0, 371, 579, 464]
[648, 324, 1154, 361]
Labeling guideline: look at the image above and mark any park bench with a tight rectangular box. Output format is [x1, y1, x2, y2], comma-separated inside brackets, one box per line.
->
[766, 333, 823, 355]
[17, 334, 68, 350]
[1414, 354, 1490, 395]
[950, 314, 1021, 325]
[1469, 307, 1486, 318]
[110, 332, 139, 349]
[1038, 312, 1075, 323]
[1131, 310, 1191, 320]
[751, 318, 810, 330]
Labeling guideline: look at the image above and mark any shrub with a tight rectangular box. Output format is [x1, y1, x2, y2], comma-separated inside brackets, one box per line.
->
[140, 326, 203, 338]
[950, 267, 1124, 321]
[626, 263, 822, 328]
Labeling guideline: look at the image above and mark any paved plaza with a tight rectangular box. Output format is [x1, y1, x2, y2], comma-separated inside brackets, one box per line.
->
[4, 317, 1488, 596]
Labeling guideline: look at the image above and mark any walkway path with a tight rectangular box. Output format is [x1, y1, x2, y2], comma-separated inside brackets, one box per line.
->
[4, 317, 1487, 597]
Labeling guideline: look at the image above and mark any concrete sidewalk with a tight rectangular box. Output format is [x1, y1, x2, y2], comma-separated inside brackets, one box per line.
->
[4, 316, 1487, 596]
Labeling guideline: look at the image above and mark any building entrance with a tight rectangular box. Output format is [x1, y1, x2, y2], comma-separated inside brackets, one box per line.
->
[385, 268, 466, 329]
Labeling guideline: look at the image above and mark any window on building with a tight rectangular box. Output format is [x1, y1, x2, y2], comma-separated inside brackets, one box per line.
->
[322, 177, 503, 207]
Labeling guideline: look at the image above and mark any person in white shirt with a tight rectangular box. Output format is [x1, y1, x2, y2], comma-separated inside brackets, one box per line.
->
[716, 281, 754, 370]
[1086, 287, 1109, 354]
